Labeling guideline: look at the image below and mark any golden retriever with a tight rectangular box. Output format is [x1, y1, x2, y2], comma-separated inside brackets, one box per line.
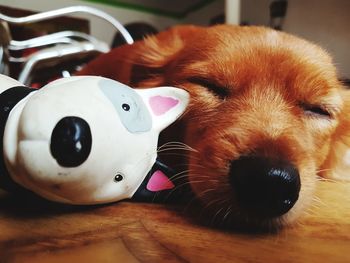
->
[77, 25, 350, 229]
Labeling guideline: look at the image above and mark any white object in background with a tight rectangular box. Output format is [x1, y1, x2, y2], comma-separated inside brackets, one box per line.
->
[0, 5, 134, 45]
[18, 41, 110, 85]
[225, 0, 241, 24]
[9, 31, 105, 51]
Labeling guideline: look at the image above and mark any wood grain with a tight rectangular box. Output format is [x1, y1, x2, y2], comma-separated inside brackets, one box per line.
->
[0, 180, 349, 263]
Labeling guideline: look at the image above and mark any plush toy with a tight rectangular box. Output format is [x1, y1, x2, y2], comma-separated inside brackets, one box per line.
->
[0, 74, 189, 204]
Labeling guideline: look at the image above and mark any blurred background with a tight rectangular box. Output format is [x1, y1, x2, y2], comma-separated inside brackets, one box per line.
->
[0, 0, 349, 85]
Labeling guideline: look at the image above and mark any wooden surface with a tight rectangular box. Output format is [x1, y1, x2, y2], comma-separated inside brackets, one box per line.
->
[0, 181, 350, 263]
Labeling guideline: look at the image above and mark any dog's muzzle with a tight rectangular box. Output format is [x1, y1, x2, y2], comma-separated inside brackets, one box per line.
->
[229, 156, 301, 218]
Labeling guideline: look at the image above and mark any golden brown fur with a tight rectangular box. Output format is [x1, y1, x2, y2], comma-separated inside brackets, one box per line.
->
[77, 25, 350, 228]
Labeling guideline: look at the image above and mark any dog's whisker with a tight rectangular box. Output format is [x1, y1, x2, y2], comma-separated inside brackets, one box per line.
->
[196, 187, 221, 197]
[161, 183, 192, 202]
[202, 196, 228, 212]
[208, 199, 235, 227]
[157, 152, 192, 158]
[295, 219, 307, 229]
[156, 153, 201, 163]
[187, 176, 222, 185]
[198, 197, 224, 219]
[157, 147, 195, 153]
[181, 186, 220, 212]
[315, 176, 325, 182]
[158, 142, 198, 153]
[222, 205, 233, 224]
[180, 180, 209, 186]
[162, 177, 220, 203]
[312, 196, 327, 207]
[182, 194, 203, 213]
[316, 176, 337, 183]
[173, 177, 220, 185]
[186, 163, 209, 169]
[303, 207, 317, 217]
[316, 168, 332, 173]
[167, 169, 191, 179]
[210, 205, 227, 226]
[166, 179, 206, 196]
[158, 141, 191, 148]
[306, 201, 324, 213]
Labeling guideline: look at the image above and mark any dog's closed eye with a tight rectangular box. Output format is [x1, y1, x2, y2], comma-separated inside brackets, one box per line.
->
[299, 102, 333, 118]
[187, 77, 229, 100]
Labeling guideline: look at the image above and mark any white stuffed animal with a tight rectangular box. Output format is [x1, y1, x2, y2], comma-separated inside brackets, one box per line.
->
[0, 75, 189, 204]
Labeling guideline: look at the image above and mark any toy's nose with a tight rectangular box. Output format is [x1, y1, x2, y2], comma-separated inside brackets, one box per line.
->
[50, 116, 92, 167]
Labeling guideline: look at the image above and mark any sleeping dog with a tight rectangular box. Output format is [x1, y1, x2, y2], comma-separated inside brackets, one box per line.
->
[78, 24, 350, 229]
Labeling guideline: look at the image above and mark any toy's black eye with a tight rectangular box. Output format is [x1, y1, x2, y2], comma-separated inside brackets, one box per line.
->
[50, 116, 92, 167]
[114, 174, 124, 182]
[122, 103, 130, 111]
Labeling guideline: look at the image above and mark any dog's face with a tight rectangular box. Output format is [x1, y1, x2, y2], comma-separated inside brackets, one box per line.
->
[3, 76, 188, 204]
[132, 25, 346, 228]
[78, 25, 349, 228]
[177, 27, 344, 227]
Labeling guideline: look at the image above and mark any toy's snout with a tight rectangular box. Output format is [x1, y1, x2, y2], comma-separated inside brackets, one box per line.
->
[50, 116, 92, 168]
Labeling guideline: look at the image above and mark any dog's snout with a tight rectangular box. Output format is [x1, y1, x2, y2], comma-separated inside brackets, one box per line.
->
[50, 116, 92, 167]
[229, 156, 301, 218]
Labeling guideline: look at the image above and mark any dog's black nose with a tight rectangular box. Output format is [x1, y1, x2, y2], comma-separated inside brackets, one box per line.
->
[50, 116, 92, 167]
[229, 156, 300, 218]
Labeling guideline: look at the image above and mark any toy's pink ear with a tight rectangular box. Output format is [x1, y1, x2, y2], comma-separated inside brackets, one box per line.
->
[149, 95, 179, 116]
[136, 87, 189, 132]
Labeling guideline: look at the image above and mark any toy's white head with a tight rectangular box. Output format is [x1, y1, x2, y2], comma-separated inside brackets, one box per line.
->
[2, 76, 188, 204]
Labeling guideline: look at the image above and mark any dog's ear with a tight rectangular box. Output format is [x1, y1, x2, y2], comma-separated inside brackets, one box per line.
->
[129, 25, 202, 87]
[75, 41, 141, 84]
[76, 25, 202, 87]
[321, 89, 350, 181]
